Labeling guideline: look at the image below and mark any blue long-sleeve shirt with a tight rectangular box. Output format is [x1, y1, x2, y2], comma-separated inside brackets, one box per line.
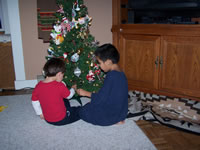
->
[79, 70, 128, 126]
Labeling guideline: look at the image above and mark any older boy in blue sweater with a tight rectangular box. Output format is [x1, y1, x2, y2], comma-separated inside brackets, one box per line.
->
[77, 43, 128, 126]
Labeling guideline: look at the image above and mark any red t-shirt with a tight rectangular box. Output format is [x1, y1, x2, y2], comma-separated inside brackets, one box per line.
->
[31, 81, 70, 122]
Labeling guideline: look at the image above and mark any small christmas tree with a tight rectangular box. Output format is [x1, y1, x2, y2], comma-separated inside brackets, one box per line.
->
[47, 0, 104, 93]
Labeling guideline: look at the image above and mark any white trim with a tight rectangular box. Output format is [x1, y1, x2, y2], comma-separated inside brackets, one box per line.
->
[66, 88, 75, 99]
[7, 0, 26, 87]
[15, 79, 38, 90]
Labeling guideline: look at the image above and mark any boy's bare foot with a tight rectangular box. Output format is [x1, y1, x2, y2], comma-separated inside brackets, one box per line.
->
[115, 120, 125, 125]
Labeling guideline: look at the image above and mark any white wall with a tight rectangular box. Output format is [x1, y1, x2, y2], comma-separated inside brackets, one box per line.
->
[84, 0, 112, 44]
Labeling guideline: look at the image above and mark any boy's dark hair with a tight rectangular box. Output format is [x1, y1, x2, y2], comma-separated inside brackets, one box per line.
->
[94, 43, 120, 64]
[43, 58, 66, 77]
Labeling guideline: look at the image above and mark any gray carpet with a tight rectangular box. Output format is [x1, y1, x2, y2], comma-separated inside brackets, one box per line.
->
[0, 94, 157, 150]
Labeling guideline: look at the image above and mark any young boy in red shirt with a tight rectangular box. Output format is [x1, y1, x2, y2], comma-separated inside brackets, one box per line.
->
[32, 58, 80, 126]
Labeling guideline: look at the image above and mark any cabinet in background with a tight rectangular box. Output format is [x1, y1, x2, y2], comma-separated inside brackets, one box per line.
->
[160, 36, 200, 98]
[112, 0, 200, 100]
[0, 42, 15, 89]
[119, 32, 200, 100]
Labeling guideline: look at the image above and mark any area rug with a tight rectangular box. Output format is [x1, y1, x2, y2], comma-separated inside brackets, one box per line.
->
[0, 94, 156, 150]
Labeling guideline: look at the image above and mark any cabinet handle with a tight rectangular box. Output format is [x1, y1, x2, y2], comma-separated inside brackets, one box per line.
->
[160, 56, 163, 68]
[155, 56, 159, 68]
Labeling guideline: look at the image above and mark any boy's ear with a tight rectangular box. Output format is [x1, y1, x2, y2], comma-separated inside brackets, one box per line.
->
[56, 72, 62, 76]
[105, 60, 112, 65]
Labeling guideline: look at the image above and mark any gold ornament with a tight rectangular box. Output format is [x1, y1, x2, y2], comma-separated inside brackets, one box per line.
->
[77, 49, 81, 55]
[86, 61, 89, 64]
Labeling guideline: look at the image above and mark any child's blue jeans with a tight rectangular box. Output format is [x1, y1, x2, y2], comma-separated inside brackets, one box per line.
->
[46, 99, 80, 126]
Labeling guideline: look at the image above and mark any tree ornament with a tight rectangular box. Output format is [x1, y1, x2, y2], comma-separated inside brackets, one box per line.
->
[74, 67, 81, 77]
[63, 52, 68, 58]
[55, 35, 64, 45]
[47, 47, 54, 56]
[72, 5, 76, 17]
[78, 17, 85, 25]
[77, 49, 81, 55]
[71, 53, 79, 62]
[86, 70, 95, 82]
[75, 0, 80, 11]
[66, 23, 71, 32]
[50, 25, 64, 45]
[61, 17, 70, 35]
[94, 69, 101, 75]
[90, 62, 94, 67]
[71, 18, 78, 29]
[57, 5, 64, 13]
[94, 63, 99, 69]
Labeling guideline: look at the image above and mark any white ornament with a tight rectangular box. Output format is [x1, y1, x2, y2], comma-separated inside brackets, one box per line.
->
[75, 0, 80, 11]
[50, 25, 63, 45]
[71, 53, 79, 62]
[63, 53, 68, 58]
[74, 67, 81, 77]
[78, 17, 85, 25]
[76, 5, 80, 11]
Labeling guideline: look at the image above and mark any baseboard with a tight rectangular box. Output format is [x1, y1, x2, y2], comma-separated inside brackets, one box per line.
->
[14, 79, 38, 90]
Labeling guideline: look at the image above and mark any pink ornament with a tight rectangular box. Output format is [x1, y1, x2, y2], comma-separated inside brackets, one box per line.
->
[57, 6, 64, 13]
[66, 23, 71, 32]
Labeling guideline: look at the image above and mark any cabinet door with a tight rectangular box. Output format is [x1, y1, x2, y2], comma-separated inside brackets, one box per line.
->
[160, 36, 200, 98]
[119, 34, 160, 90]
[0, 42, 15, 89]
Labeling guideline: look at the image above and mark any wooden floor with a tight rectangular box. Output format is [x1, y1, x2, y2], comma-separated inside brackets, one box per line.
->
[0, 89, 200, 150]
[136, 120, 200, 150]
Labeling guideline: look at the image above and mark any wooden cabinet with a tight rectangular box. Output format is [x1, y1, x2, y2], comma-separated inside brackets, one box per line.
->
[160, 36, 200, 98]
[0, 42, 15, 89]
[112, 0, 200, 101]
[119, 34, 160, 90]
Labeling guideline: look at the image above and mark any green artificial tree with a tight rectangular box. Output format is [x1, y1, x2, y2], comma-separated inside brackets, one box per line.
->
[47, 0, 104, 94]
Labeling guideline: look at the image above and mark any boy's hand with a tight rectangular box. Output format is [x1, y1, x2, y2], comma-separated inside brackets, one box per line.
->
[72, 84, 77, 90]
[40, 114, 44, 120]
[77, 89, 91, 97]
